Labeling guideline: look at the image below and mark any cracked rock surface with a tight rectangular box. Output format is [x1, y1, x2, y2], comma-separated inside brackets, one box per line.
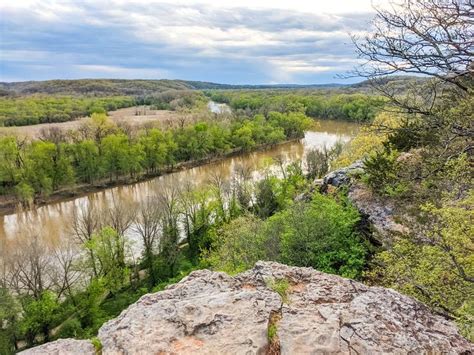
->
[21, 262, 473, 354]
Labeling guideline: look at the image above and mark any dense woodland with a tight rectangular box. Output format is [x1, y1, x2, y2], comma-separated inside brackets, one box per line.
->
[206, 90, 386, 122]
[0, 90, 209, 127]
[0, 0, 473, 352]
[0, 89, 385, 127]
[0, 96, 135, 126]
[0, 78, 350, 97]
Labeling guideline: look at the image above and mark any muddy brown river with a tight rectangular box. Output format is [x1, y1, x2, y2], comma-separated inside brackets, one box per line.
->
[0, 119, 359, 249]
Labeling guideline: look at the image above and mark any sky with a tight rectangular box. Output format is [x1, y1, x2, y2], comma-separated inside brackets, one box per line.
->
[0, 0, 388, 84]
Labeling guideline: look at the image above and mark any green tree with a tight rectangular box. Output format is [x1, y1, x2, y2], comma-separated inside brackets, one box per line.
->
[19, 291, 59, 346]
[206, 215, 266, 274]
[254, 176, 279, 219]
[23, 141, 74, 195]
[0, 288, 19, 354]
[368, 193, 474, 338]
[85, 227, 129, 294]
[0, 137, 21, 193]
[70, 139, 101, 183]
[139, 128, 168, 174]
[101, 134, 140, 181]
[267, 193, 367, 278]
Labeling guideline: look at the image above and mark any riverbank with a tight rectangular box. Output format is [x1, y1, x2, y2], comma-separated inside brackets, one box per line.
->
[0, 138, 301, 216]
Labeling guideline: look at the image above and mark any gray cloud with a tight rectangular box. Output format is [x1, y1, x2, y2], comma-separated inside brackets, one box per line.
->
[0, 1, 374, 83]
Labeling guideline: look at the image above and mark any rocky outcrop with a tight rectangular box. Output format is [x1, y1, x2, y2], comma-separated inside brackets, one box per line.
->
[321, 161, 408, 241]
[19, 338, 95, 354]
[347, 182, 409, 240]
[22, 262, 472, 354]
[322, 160, 365, 188]
[99, 268, 281, 354]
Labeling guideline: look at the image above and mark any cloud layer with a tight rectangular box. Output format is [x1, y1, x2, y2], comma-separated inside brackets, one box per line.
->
[0, 0, 383, 84]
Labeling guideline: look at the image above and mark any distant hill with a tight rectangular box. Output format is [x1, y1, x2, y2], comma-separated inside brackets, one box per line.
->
[0, 79, 195, 96]
[0, 79, 349, 97]
[0, 76, 426, 97]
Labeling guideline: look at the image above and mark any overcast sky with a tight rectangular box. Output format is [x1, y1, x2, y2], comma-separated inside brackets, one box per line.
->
[0, 0, 388, 84]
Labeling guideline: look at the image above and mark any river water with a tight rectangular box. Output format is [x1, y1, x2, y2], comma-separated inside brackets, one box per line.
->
[0, 119, 359, 249]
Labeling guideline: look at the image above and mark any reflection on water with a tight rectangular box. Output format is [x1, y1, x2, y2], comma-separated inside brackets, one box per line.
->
[0, 119, 359, 247]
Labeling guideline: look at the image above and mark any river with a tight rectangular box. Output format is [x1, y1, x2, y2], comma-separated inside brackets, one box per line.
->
[0, 119, 359, 251]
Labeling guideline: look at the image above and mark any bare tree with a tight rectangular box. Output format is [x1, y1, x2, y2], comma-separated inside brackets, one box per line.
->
[70, 202, 101, 277]
[353, 0, 473, 92]
[155, 183, 181, 276]
[5, 235, 54, 300]
[105, 195, 136, 237]
[232, 162, 253, 211]
[51, 241, 82, 301]
[134, 197, 162, 257]
[351, 0, 473, 157]
[208, 171, 232, 223]
[39, 127, 68, 145]
[101, 196, 136, 270]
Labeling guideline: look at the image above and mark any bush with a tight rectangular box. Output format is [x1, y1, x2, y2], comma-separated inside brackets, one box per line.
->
[207, 193, 368, 279]
[362, 147, 409, 197]
[267, 193, 368, 279]
[56, 318, 82, 339]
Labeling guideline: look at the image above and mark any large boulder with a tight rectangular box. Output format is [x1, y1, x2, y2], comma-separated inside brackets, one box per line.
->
[322, 160, 365, 188]
[98, 268, 281, 354]
[20, 262, 473, 354]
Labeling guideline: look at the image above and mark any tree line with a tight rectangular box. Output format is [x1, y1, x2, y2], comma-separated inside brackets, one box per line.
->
[0, 111, 311, 203]
[206, 90, 386, 122]
[0, 96, 136, 126]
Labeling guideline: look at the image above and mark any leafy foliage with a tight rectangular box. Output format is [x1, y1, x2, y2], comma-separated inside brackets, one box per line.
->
[207, 192, 368, 279]
[207, 90, 386, 122]
[367, 193, 474, 338]
[0, 96, 135, 126]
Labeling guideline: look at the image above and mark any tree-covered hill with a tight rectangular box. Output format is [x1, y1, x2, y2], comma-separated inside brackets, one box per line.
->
[0, 79, 353, 97]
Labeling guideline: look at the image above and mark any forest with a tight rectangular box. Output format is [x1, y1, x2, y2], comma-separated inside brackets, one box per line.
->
[206, 90, 386, 122]
[0, 88, 385, 127]
[0, 96, 136, 126]
[0, 90, 210, 127]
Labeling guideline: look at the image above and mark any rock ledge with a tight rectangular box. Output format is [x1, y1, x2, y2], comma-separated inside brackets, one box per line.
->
[21, 262, 472, 354]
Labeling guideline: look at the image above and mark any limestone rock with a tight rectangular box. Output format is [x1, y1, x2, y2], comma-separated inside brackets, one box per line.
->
[98, 268, 281, 354]
[322, 160, 364, 188]
[21, 262, 473, 354]
[18, 339, 95, 355]
[322, 161, 408, 240]
[98, 262, 471, 354]
[348, 182, 409, 240]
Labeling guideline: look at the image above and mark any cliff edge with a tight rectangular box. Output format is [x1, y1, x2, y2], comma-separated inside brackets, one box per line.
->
[21, 262, 472, 354]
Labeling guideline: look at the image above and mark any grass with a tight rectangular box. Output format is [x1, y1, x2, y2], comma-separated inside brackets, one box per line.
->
[90, 337, 102, 353]
[268, 323, 278, 341]
[266, 278, 290, 304]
